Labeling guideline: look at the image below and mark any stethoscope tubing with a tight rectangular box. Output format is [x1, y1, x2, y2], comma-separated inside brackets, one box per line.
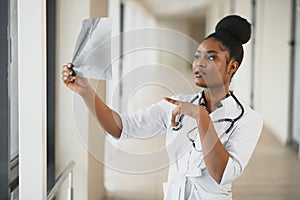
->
[172, 95, 199, 131]
[172, 91, 244, 134]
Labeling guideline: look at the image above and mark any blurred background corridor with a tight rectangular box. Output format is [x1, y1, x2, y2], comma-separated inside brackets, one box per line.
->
[1, 0, 300, 199]
[233, 128, 300, 200]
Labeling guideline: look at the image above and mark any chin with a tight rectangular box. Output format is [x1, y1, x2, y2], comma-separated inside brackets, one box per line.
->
[194, 79, 207, 88]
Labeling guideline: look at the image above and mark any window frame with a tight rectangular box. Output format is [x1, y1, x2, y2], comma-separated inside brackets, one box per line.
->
[0, 0, 10, 198]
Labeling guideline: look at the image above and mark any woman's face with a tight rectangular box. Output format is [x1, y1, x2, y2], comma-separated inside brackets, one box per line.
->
[192, 38, 235, 89]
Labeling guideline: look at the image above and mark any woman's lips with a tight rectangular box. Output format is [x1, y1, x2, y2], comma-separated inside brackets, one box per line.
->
[195, 72, 202, 78]
[194, 68, 206, 78]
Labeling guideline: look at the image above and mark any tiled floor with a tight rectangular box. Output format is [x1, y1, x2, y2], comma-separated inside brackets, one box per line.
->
[232, 128, 300, 200]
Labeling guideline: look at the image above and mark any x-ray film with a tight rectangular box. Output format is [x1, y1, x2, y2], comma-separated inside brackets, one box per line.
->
[71, 18, 112, 80]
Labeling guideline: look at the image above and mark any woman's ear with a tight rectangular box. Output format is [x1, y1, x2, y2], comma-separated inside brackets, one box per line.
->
[228, 60, 239, 74]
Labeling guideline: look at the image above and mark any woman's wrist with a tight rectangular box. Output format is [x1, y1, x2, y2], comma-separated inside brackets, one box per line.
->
[193, 106, 209, 121]
[199, 103, 209, 113]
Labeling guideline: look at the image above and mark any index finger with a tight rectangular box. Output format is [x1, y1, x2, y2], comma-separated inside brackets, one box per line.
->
[163, 97, 180, 106]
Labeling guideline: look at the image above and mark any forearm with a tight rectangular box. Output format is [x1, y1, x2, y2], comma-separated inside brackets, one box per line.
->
[196, 107, 229, 183]
[164, 98, 230, 183]
[80, 86, 122, 138]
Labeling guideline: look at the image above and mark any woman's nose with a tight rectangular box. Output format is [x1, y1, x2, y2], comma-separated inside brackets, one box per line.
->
[193, 59, 206, 68]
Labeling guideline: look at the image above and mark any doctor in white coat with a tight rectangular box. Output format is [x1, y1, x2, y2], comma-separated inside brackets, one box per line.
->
[62, 15, 263, 200]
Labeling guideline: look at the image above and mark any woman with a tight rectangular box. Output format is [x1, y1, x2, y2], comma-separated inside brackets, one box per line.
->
[62, 15, 263, 200]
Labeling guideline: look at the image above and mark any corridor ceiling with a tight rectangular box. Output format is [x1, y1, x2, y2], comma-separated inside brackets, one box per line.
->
[136, 0, 211, 18]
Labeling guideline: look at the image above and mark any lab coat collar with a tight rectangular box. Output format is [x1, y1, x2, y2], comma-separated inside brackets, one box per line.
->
[197, 91, 241, 119]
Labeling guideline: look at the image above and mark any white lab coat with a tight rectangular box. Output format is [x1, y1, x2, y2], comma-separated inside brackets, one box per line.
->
[119, 92, 263, 200]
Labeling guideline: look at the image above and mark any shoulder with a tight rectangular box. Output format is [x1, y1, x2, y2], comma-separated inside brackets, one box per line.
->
[230, 93, 263, 126]
[244, 104, 263, 124]
[237, 102, 263, 134]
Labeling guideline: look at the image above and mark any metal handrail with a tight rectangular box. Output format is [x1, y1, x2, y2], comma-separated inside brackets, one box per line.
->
[47, 161, 76, 200]
[9, 156, 19, 192]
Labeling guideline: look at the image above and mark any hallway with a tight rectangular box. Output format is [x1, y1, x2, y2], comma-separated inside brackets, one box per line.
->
[2, 0, 300, 199]
[233, 128, 300, 200]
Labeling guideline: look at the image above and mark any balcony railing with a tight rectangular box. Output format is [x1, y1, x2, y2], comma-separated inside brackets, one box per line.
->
[47, 161, 76, 200]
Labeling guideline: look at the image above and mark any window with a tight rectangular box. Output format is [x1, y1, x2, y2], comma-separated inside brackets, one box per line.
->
[0, 0, 11, 198]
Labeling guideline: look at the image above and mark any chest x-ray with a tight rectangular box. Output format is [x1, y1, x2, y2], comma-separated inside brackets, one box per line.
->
[71, 17, 112, 80]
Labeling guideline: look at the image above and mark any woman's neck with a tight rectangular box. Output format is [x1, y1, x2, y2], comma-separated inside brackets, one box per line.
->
[203, 86, 230, 112]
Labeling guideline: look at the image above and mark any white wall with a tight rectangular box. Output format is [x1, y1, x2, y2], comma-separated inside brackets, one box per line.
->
[256, 0, 292, 144]
[18, 0, 47, 198]
[232, 0, 253, 105]
[56, 0, 107, 199]
[56, 0, 90, 199]
[106, 0, 121, 108]
[156, 18, 200, 93]
[205, 0, 231, 35]
[189, 18, 206, 44]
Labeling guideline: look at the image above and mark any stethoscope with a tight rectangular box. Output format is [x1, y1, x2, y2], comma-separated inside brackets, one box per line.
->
[172, 90, 244, 134]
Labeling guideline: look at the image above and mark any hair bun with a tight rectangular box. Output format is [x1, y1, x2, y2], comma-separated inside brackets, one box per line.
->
[215, 15, 251, 44]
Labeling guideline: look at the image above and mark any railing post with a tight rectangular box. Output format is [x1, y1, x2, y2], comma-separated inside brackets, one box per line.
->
[67, 171, 73, 200]
[47, 161, 75, 200]
[10, 191, 14, 200]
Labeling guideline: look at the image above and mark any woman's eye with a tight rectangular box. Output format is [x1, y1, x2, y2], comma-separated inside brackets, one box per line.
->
[195, 55, 201, 60]
[208, 55, 215, 60]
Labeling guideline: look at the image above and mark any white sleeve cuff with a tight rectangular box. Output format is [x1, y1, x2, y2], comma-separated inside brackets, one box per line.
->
[219, 156, 242, 185]
[115, 113, 129, 140]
